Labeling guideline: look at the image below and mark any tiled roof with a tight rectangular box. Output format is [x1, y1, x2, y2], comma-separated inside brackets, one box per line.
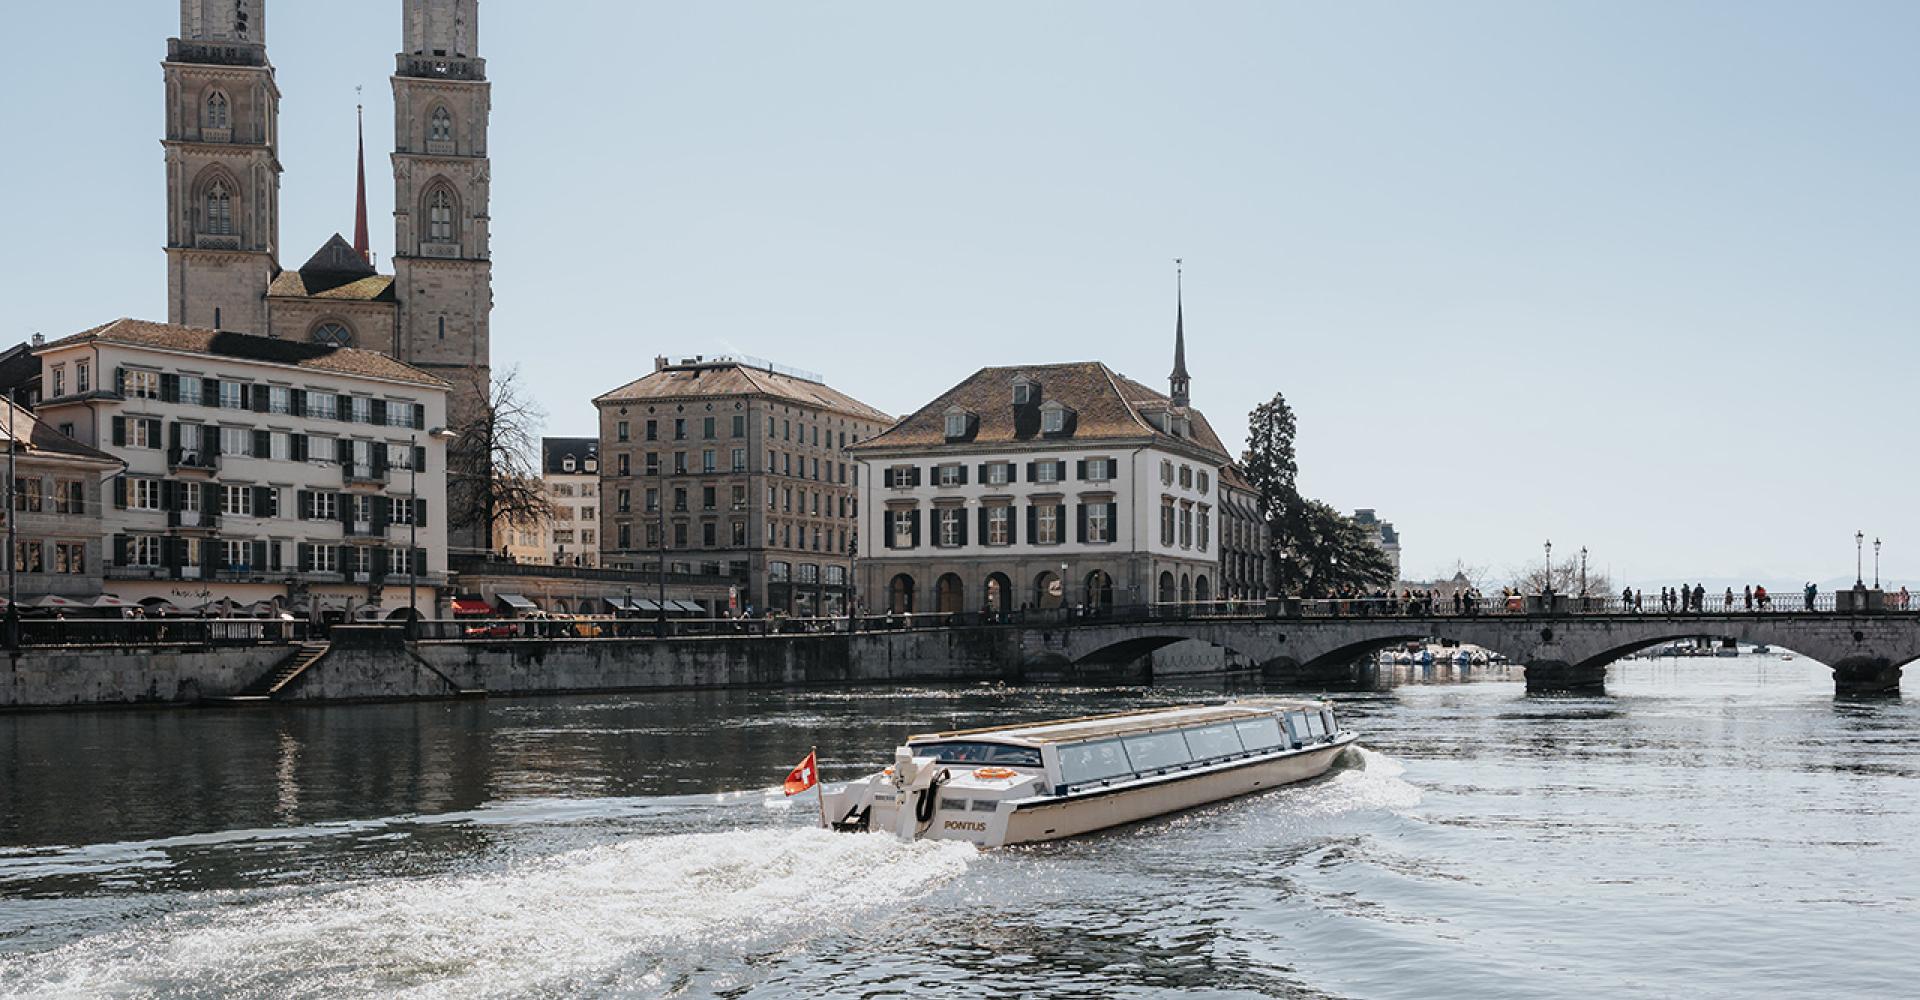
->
[542, 436, 598, 476]
[267, 271, 397, 302]
[851, 361, 1231, 463]
[0, 398, 121, 466]
[595, 362, 891, 424]
[40, 319, 447, 389]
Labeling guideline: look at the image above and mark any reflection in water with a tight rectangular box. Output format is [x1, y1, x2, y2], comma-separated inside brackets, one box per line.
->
[1, 658, 1917, 999]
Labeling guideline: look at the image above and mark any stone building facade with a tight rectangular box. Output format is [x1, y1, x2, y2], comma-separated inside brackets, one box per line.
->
[159, 0, 492, 552]
[593, 357, 890, 618]
[850, 360, 1232, 615]
[542, 436, 599, 568]
[0, 399, 124, 606]
[1218, 464, 1269, 602]
[34, 319, 450, 620]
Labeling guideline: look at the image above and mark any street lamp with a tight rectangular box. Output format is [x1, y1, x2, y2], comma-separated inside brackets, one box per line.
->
[1874, 537, 1881, 589]
[1856, 530, 1865, 588]
[1543, 539, 1552, 596]
[1580, 546, 1588, 599]
[408, 427, 458, 638]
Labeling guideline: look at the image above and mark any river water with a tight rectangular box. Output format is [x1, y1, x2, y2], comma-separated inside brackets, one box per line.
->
[1, 656, 1915, 999]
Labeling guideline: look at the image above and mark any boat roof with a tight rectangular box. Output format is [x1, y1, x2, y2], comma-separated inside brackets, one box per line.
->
[910, 699, 1328, 747]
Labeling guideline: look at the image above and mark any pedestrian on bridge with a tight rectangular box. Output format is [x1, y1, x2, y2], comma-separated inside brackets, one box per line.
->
[1724, 587, 1734, 612]
[1634, 589, 1643, 612]
[1621, 587, 1633, 613]
[1692, 584, 1705, 613]
[1755, 585, 1770, 610]
[1805, 582, 1818, 611]
[1744, 585, 1754, 612]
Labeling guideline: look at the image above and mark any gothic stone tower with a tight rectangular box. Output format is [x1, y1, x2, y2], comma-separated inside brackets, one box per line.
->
[393, 0, 493, 552]
[163, 0, 281, 334]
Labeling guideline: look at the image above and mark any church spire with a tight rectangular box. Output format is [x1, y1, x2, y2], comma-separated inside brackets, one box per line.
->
[353, 98, 371, 261]
[1170, 258, 1191, 409]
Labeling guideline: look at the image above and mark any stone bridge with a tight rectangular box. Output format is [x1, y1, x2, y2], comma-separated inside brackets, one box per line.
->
[1015, 613, 1920, 695]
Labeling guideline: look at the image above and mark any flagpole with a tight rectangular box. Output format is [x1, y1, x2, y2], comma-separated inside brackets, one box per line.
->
[813, 746, 829, 830]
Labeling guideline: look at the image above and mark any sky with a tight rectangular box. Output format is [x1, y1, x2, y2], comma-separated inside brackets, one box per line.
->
[2, 1, 1916, 588]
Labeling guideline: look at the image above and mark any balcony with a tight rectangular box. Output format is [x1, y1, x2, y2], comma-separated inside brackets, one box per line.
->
[167, 510, 219, 530]
[195, 233, 241, 251]
[342, 464, 389, 489]
[168, 448, 219, 475]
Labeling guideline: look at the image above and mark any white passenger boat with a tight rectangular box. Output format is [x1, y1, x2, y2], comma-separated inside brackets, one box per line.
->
[820, 699, 1357, 848]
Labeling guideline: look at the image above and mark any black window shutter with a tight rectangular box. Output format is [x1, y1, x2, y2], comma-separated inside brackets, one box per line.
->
[112, 534, 128, 565]
[883, 513, 895, 550]
[168, 422, 181, 451]
[291, 389, 306, 417]
[253, 385, 270, 412]
[1026, 505, 1037, 543]
[203, 378, 219, 405]
[1076, 460, 1087, 481]
[252, 429, 270, 457]
[412, 403, 425, 427]
[956, 509, 969, 547]
[253, 486, 269, 517]
[976, 463, 988, 483]
[113, 478, 127, 509]
[206, 538, 226, 572]
[371, 399, 387, 426]
[298, 544, 312, 573]
[414, 497, 427, 528]
[374, 497, 392, 530]
[160, 374, 178, 403]
[978, 506, 989, 543]
[298, 490, 313, 520]
[340, 495, 355, 534]
[957, 465, 969, 486]
[1055, 460, 1068, 481]
[911, 467, 924, 487]
[1108, 503, 1119, 540]
[111, 416, 126, 447]
[372, 547, 390, 579]
[251, 540, 267, 571]
[205, 427, 222, 457]
[1077, 504, 1088, 543]
[291, 434, 308, 462]
[338, 394, 353, 421]
[412, 549, 427, 577]
[412, 445, 425, 471]
[883, 468, 895, 488]
[1007, 463, 1018, 484]
[146, 419, 162, 445]
[114, 367, 126, 396]
[160, 480, 177, 513]
[908, 509, 921, 548]
[202, 482, 219, 516]
[1025, 462, 1036, 482]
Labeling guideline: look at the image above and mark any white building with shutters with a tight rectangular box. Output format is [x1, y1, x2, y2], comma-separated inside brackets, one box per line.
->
[33, 319, 451, 620]
[850, 360, 1231, 615]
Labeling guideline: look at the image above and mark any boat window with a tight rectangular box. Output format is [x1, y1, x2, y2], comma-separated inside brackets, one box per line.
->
[1236, 717, 1286, 751]
[1122, 732, 1193, 773]
[1183, 724, 1245, 761]
[1306, 713, 1328, 739]
[970, 799, 998, 813]
[1284, 712, 1312, 744]
[1058, 739, 1134, 786]
[910, 742, 1042, 767]
[939, 797, 970, 812]
[1320, 709, 1339, 736]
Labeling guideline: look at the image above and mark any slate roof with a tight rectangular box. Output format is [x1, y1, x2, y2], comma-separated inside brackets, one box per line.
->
[268, 235, 395, 301]
[543, 436, 599, 476]
[851, 361, 1230, 463]
[595, 362, 891, 424]
[40, 319, 447, 389]
[0, 397, 122, 467]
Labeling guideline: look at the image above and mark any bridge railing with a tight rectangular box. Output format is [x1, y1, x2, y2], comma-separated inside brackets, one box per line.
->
[9, 617, 311, 648]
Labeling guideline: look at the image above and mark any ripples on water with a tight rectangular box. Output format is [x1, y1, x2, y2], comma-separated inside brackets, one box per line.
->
[0, 659, 1915, 998]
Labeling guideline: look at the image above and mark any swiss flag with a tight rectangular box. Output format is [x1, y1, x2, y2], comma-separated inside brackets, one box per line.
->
[783, 751, 819, 796]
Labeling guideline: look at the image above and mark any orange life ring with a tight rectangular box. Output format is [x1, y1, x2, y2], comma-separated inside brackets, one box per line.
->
[973, 767, 1019, 780]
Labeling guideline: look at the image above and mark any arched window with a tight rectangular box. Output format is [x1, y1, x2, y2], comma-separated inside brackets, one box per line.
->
[427, 188, 455, 243]
[205, 181, 233, 235]
[206, 91, 230, 130]
[429, 107, 454, 144]
[311, 322, 353, 348]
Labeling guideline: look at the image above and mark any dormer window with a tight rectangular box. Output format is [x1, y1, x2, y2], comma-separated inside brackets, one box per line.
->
[943, 407, 973, 440]
[563, 456, 577, 473]
[1012, 377, 1037, 405]
[585, 457, 599, 473]
[1040, 401, 1068, 435]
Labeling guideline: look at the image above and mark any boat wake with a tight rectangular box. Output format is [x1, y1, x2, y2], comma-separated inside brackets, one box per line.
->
[0, 827, 976, 1000]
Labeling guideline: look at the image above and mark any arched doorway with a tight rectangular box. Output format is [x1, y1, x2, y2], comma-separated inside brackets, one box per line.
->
[1034, 570, 1064, 610]
[888, 574, 916, 614]
[1195, 575, 1212, 605]
[1158, 571, 1176, 604]
[1084, 571, 1114, 610]
[935, 574, 966, 614]
[985, 573, 1012, 613]
[1180, 573, 1192, 604]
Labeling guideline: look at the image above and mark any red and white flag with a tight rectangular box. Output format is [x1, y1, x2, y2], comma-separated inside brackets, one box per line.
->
[783, 751, 819, 797]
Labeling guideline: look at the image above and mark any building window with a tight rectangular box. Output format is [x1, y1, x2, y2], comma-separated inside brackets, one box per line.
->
[430, 106, 454, 143]
[1088, 504, 1111, 543]
[1013, 380, 1033, 405]
[206, 91, 230, 130]
[1179, 504, 1193, 549]
[221, 426, 251, 456]
[1161, 460, 1174, 485]
[310, 545, 339, 574]
[1034, 461, 1061, 485]
[128, 419, 160, 449]
[944, 412, 968, 439]
[75, 363, 90, 394]
[307, 391, 336, 420]
[702, 449, 716, 473]
[893, 509, 915, 548]
[1180, 465, 1194, 489]
[1197, 471, 1211, 495]
[703, 417, 716, 439]
[270, 387, 293, 415]
[987, 506, 1010, 546]
[1197, 507, 1212, 552]
[427, 188, 455, 243]
[938, 464, 963, 487]
[12, 479, 42, 513]
[126, 536, 163, 568]
[1085, 458, 1111, 481]
[219, 381, 245, 409]
[13, 541, 43, 574]
[732, 415, 747, 437]
[769, 561, 791, 583]
[221, 485, 253, 517]
[130, 479, 162, 511]
[1041, 404, 1066, 433]
[312, 323, 353, 348]
[1161, 498, 1175, 546]
[731, 521, 747, 546]
[985, 462, 1010, 486]
[311, 492, 339, 521]
[731, 448, 746, 472]
[54, 542, 85, 575]
[1036, 505, 1060, 545]
[938, 509, 962, 548]
[50, 367, 64, 398]
[674, 419, 688, 440]
[127, 370, 160, 399]
[206, 181, 234, 235]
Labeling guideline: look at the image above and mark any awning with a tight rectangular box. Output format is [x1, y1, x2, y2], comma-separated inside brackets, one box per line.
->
[450, 598, 493, 616]
[671, 600, 706, 614]
[497, 594, 538, 611]
[93, 595, 135, 609]
[631, 599, 662, 613]
[34, 595, 85, 608]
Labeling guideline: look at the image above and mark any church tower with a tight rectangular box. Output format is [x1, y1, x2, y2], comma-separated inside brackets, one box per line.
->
[392, 0, 493, 552]
[163, 0, 281, 333]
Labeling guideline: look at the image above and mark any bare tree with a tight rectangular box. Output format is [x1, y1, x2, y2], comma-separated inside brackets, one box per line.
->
[448, 368, 552, 553]
[1511, 559, 1613, 598]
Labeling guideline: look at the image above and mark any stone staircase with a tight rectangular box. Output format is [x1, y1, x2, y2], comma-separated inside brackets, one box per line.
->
[214, 640, 332, 703]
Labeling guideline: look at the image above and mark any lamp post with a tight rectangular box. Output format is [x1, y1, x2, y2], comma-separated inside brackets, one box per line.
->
[408, 427, 457, 639]
[1580, 546, 1588, 599]
[1543, 539, 1553, 595]
[1874, 537, 1881, 589]
[1856, 530, 1865, 588]
[655, 458, 667, 638]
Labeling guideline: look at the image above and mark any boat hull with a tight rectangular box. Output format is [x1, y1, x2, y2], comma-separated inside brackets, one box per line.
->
[996, 736, 1356, 846]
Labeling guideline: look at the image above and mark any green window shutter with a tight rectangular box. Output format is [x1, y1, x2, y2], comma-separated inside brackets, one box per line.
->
[415, 497, 428, 528]
[111, 416, 126, 447]
[1077, 504, 1088, 544]
[252, 429, 270, 457]
[113, 478, 127, 509]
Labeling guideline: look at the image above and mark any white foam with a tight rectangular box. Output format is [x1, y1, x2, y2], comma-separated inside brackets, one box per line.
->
[0, 827, 975, 1000]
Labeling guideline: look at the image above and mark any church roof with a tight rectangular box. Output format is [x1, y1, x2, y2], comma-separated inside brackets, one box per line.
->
[40, 319, 447, 389]
[849, 361, 1230, 462]
[594, 362, 891, 425]
[268, 234, 395, 301]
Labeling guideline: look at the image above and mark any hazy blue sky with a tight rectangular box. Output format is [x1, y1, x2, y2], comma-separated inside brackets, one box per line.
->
[3, 1, 1915, 586]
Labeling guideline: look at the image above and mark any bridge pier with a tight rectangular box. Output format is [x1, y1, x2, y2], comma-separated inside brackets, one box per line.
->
[1523, 660, 1607, 695]
[1831, 657, 1902, 697]
[1262, 656, 1373, 690]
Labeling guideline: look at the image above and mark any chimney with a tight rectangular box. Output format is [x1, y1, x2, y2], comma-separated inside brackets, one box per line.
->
[654, 355, 669, 372]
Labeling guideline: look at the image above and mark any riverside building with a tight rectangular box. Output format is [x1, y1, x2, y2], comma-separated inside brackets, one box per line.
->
[1218, 464, 1269, 602]
[0, 398, 124, 608]
[850, 305, 1231, 614]
[543, 437, 600, 568]
[33, 319, 450, 620]
[593, 356, 890, 617]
